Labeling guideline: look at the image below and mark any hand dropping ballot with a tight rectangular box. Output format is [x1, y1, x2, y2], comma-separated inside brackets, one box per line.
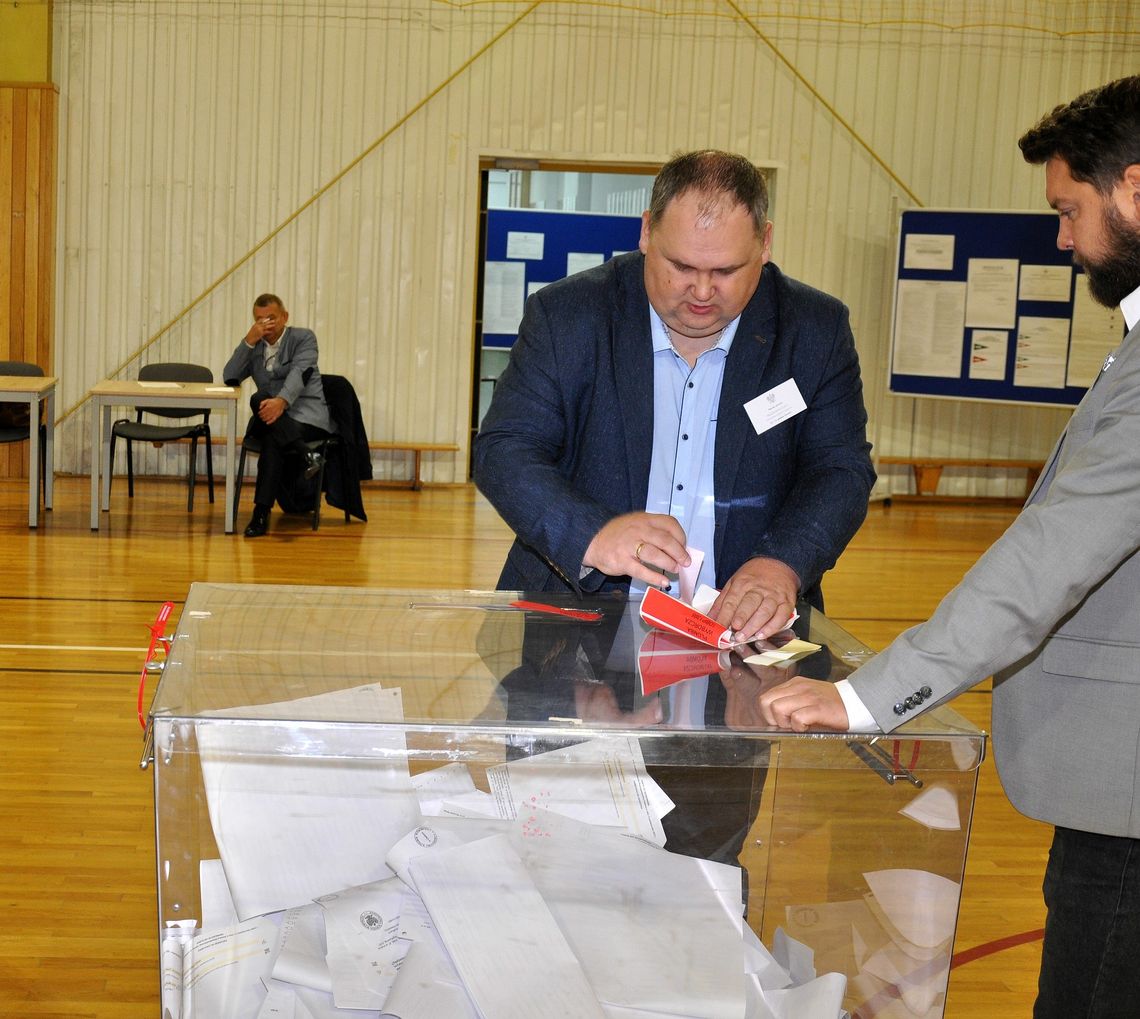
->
[639, 569, 822, 666]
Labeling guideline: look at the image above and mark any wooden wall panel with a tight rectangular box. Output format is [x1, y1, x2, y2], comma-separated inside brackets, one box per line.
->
[0, 83, 56, 480]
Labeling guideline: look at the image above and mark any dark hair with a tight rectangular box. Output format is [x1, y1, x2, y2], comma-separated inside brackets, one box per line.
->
[648, 150, 769, 235]
[1019, 76, 1140, 194]
[252, 293, 286, 312]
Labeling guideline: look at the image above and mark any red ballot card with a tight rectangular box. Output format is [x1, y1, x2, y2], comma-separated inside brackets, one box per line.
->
[640, 586, 738, 649]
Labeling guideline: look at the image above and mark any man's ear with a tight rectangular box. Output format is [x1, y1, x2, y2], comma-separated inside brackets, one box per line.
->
[1120, 164, 1140, 222]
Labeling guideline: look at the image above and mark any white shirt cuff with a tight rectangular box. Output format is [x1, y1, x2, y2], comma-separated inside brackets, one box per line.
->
[836, 678, 880, 732]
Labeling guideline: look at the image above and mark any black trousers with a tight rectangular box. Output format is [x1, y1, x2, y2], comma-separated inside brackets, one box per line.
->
[1035, 825, 1140, 1018]
[246, 392, 329, 508]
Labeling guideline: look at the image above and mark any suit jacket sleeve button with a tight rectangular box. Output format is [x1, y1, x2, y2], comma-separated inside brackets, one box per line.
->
[920, 686, 932, 699]
[893, 702, 907, 716]
[905, 695, 917, 709]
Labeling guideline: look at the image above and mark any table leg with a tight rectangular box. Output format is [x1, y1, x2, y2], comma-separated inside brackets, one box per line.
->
[224, 408, 236, 534]
[90, 397, 101, 529]
[101, 404, 113, 511]
[27, 396, 40, 529]
[43, 389, 54, 511]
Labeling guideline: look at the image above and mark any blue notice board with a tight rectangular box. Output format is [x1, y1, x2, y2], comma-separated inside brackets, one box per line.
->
[889, 208, 1124, 408]
[481, 209, 643, 348]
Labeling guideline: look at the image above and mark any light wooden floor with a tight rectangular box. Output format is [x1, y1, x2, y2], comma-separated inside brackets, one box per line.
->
[0, 477, 1047, 1018]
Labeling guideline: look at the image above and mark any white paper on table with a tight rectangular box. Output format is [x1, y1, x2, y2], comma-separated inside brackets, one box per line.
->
[486, 735, 666, 846]
[409, 834, 607, 1019]
[899, 785, 961, 831]
[201, 859, 240, 930]
[411, 763, 478, 816]
[863, 870, 960, 949]
[177, 916, 279, 1019]
[196, 687, 421, 920]
[509, 807, 746, 1019]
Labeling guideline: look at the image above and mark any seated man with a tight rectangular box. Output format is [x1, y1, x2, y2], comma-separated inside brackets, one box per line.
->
[224, 293, 332, 537]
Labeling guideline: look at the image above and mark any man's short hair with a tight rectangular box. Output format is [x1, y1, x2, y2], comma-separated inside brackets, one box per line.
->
[648, 150, 769, 235]
[1018, 75, 1140, 194]
[253, 293, 286, 312]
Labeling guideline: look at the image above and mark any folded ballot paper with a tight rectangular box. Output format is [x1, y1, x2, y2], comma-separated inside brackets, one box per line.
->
[639, 585, 822, 669]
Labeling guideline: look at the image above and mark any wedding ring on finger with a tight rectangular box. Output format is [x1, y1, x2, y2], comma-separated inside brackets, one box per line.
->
[634, 541, 646, 564]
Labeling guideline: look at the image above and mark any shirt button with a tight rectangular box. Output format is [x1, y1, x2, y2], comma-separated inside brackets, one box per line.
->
[676, 484, 684, 491]
[682, 434, 688, 440]
[687, 381, 694, 389]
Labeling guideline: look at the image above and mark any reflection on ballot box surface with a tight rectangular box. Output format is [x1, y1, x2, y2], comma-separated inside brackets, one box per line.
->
[146, 584, 984, 1019]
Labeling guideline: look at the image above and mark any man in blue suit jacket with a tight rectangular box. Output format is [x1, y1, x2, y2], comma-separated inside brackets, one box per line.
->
[475, 151, 875, 638]
[224, 293, 332, 537]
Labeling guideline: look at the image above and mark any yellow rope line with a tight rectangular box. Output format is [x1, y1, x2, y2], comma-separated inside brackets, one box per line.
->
[723, 0, 923, 207]
[59, 0, 543, 425]
[432, 0, 1139, 40]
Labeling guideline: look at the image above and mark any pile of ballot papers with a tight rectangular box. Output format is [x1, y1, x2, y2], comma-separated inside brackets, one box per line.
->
[160, 683, 857, 1018]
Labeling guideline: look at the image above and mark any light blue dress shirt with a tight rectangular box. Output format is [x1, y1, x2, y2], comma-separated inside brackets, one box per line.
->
[630, 307, 739, 598]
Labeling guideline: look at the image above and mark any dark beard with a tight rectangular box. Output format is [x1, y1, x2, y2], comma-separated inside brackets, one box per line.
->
[1077, 204, 1140, 308]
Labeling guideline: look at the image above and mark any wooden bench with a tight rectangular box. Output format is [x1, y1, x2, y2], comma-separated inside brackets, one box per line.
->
[878, 456, 1045, 499]
[371, 441, 459, 490]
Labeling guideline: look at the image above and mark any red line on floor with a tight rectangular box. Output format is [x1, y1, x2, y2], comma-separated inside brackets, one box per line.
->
[952, 927, 1045, 968]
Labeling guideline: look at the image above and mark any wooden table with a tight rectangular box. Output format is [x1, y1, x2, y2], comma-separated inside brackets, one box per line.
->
[0, 374, 57, 528]
[88, 379, 241, 533]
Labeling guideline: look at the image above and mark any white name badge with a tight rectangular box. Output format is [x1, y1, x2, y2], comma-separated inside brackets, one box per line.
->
[743, 379, 807, 435]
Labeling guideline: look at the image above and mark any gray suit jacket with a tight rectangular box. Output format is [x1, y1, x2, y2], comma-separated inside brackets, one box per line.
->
[851, 320, 1140, 837]
[223, 325, 332, 433]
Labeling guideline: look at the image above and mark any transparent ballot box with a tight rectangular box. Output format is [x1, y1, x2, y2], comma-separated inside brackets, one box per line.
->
[146, 583, 985, 1019]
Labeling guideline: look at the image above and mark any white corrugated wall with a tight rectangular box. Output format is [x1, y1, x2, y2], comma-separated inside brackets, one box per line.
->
[51, 1, 1138, 491]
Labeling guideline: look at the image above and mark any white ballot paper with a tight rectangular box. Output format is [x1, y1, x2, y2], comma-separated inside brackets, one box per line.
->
[162, 916, 278, 1019]
[271, 904, 332, 993]
[378, 940, 479, 1019]
[196, 686, 421, 920]
[508, 807, 747, 1018]
[410, 833, 608, 1019]
[485, 735, 668, 846]
[318, 878, 409, 1009]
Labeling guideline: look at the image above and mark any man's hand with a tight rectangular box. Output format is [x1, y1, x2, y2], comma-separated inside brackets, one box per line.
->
[756, 676, 849, 732]
[257, 396, 288, 426]
[719, 652, 791, 730]
[709, 557, 800, 641]
[582, 512, 689, 590]
[244, 317, 274, 346]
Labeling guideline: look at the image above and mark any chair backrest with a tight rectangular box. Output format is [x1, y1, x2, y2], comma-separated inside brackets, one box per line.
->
[0, 361, 46, 436]
[137, 362, 214, 422]
[0, 360, 45, 377]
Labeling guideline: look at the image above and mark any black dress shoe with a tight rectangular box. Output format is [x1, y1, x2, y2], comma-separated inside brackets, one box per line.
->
[243, 506, 269, 538]
[302, 450, 324, 481]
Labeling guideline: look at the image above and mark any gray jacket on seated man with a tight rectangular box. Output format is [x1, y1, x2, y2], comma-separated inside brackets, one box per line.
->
[224, 292, 332, 537]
